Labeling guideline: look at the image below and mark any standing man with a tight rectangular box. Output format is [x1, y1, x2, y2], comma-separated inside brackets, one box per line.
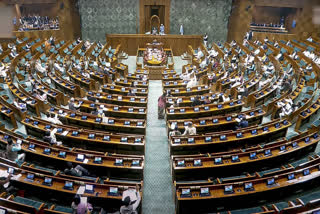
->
[160, 24, 165, 35]
[203, 33, 208, 47]
[180, 24, 184, 35]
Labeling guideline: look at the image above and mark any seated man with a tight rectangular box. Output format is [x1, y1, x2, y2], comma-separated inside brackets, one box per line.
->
[192, 96, 202, 106]
[69, 98, 81, 111]
[183, 122, 197, 135]
[120, 184, 141, 214]
[0, 62, 7, 78]
[169, 126, 181, 137]
[64, 162, 90, 177]
[35, 60, 47, 74]
[187, 77, 197, 89]
[46, 113, 62, 125]
[13, 98, 27, 112]
[196, 48, 204, 60]
[6, 137, 25, 163]
[43, 128, 62, 146]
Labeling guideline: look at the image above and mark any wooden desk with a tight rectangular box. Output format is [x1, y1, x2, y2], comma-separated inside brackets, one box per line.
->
[48, 107, 146, 135]
[168, 109, 265, 134]
[74, 98, 147, 119]
[175, 157, 320, 214]
[164, 85, 210, 97]
[172, 132, 319, 180]
[115, 78, 149, 89]
[0, 164, 142, 210]
[102, 84, 148, 97]
[22, 117, 145, 155]
[87, 91, 148, 107]
[0, 130, 144, 180]
[106, 34, 203, 56]
[166, 100, 243, 120]
[170, 120, 291, 155]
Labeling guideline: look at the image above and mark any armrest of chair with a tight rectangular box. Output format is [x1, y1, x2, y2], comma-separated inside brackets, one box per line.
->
[296, 198, 305, 206]
[271, 204, 279, 212]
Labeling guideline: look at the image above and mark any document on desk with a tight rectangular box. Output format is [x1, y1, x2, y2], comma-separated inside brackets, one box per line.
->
[77, 186, 85, 195]
[62, 131, 69, 136]
[83, 159, 89, 164]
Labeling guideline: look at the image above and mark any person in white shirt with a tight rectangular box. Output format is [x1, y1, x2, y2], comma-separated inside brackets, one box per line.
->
[43, 128, 62, 146]
[0, 62, 7, 78]
[47, 113, 62, 125]
[183, 122, 197, 135]
[187, 76, 197, 88]
[209, 48, 218, 58]
[303, 50, 311, 58]
[200, 56, 209, 68]
[254, 48, 260, 55]
[203, 33, 208, 47]
[309, 52, 316, 60]
[33, 90, 47, 102]
[81, 71, 90, 79]
[0, 44, 3, 54]
[306, 64, 313, 72]
[223, 94, 231, 102]
[196, 48, 204, 60]
[314, 57, 320, 65]
[120, 184, 141, 214]
[289, 51, 297, 59]
[35, 60, 47, 74]
[307, 37, 313, 42]
[13, 98, 27, 112]
[279, 103, 292, 118]
[54, 62, 64, 73]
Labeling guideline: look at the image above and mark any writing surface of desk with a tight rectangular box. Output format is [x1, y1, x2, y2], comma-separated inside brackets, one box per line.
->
[22, 117, 145, 155]
[106, 34, 202, 56]
[170, 120, 291, 155]
[172, 132, 319, 180]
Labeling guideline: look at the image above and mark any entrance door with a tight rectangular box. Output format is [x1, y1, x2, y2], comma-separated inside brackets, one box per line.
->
[139, 0, 170, 34]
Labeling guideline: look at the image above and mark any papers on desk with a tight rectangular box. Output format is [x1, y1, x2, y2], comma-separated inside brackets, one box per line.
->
[62, 131, 69, 136]
[83, 159, 89, 164]
[12, 174, 22, 180]
[0, 170, 8, 178]
[77, 186, 85, 195]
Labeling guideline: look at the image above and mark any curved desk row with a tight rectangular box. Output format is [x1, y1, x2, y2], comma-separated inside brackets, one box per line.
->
[169, 120, 291, 155]
[22, 117, 145, 155]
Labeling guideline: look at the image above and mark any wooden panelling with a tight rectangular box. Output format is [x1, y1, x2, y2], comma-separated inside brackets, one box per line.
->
[11, 0, 80, 41]
[139, 0, 170, 34]
[13, 29, 61, 40]
[106, 34, 202, 56]
[228, 0, 320, 42]
[254, 0, 304, 8]
[252, 32, 296, 41]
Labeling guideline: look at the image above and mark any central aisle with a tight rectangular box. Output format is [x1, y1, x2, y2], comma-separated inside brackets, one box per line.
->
[142, 80, 175, 213]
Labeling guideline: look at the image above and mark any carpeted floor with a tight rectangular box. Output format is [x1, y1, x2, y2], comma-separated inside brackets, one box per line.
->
[142, 80, 175, 213]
